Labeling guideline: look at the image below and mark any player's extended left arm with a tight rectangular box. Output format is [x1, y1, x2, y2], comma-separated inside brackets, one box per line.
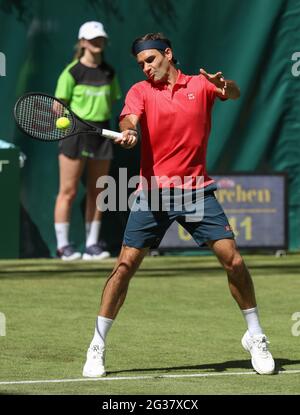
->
[200, 68, 240, 100]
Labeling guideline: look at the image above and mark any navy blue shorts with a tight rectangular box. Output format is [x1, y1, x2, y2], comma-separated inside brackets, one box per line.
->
[123, 184, 234, 249]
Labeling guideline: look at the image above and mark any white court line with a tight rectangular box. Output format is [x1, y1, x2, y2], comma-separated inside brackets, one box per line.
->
[0, 369, 300, 386]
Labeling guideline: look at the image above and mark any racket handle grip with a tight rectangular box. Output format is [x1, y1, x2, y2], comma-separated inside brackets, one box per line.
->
[101, 128, 123, 140]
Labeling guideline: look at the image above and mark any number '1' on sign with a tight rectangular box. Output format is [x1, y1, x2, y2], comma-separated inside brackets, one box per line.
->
[0, 312, 6, 336]
[0, 52, 6, 77]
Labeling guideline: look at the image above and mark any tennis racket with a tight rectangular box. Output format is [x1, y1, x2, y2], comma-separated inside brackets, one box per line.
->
[14, 92, 123, 142]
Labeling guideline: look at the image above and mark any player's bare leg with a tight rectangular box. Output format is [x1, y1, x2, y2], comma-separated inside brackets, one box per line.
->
[83, 245, 148, 377]
[100, 245, 149, 319]
[207, 239, 256, 309]
[207, 238, 275, 374]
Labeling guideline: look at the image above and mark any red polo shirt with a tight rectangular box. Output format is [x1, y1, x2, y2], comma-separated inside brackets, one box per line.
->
[120, 70, 224, 189]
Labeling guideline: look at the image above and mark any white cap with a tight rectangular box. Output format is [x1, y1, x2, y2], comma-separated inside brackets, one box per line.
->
[78, 21, 108, 40]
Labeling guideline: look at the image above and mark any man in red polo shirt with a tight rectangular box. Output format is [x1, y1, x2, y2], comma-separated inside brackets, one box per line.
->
[83, 33, 275, 377]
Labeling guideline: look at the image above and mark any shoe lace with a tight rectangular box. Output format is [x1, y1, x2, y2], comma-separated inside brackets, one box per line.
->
[64, 245, 75, 255]
[253, 336, 271, 357]
[57, 245, 75, 256]
[87, 244, 103, 255]
[90, 344, 105, 360]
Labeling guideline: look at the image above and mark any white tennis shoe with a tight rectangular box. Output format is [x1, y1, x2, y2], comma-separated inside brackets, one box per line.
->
[82, 344, 106, 377]
[82, 243, 110, 260]
[56, 245, 81, 261]
[241, 331, 275, 375]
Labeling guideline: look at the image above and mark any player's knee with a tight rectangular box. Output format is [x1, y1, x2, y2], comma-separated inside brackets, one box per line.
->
[110, 266, 131, 288]
[114, 260, 137, 281]
[111, 246, 146, 283]
[224, 253, 244, 274]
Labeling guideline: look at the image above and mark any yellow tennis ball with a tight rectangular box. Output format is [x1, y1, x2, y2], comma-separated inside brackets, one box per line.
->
[56, 117, 70, 129]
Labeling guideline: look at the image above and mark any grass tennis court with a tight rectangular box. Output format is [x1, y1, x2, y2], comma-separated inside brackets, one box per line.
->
[0, 254, 300, 395]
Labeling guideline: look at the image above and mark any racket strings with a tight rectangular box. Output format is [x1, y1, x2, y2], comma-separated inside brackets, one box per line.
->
[15, 95, 74, 141]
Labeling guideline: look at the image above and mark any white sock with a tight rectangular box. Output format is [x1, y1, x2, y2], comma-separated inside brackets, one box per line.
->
[242, 307, 263, 336]
[86, 220, 101, 247]
[55, 222, 70, 249]
[85, 222, 91, 237]
[91, 316, 113, 348]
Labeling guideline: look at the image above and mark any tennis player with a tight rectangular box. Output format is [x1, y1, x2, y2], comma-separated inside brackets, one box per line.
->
[83, 33, 275, 376]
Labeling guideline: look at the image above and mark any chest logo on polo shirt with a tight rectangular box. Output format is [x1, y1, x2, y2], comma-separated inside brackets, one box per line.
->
[187, 93, 195, 100]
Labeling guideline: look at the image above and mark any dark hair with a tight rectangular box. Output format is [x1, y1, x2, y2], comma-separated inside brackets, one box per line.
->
[131, 32, 177, 64]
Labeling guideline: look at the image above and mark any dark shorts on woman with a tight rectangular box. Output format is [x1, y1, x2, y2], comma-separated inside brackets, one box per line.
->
[58, 120, 114, 160]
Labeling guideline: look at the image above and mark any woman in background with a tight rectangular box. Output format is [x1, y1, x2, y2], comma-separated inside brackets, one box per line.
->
[54, 21, 121, 260]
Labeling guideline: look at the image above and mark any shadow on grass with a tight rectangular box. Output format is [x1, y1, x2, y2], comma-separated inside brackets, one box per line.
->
[107, 357, 300, 376]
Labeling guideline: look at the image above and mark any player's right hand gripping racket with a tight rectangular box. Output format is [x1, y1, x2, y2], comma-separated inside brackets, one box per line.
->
[14, 92, 123, 142]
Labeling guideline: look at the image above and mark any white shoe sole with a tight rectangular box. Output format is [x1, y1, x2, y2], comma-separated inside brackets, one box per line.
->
[82, 252, 110, 260]
[82, 369, 106, 378]
[60, 253, 82, 261]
